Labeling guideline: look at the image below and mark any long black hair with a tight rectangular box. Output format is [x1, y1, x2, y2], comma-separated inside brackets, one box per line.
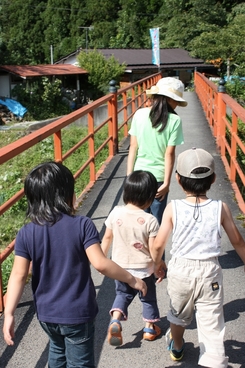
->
[149, 95, 177, 132]
[24, 161, 75, 225]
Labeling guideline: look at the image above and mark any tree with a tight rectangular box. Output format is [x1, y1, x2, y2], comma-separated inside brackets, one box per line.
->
[190, 6, 245, 76]
[77, 50, 126, 99]
[220, 0, 245, 13]
[109, 0, 162, 48]
[1, 0, 47, 64]
[162, 0, 227, 49]
[43, 0, 80, 62]
[0, 0, 245, 67]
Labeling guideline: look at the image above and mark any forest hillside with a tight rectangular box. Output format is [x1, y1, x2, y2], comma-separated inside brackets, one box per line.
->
[0, 1, 245, 75]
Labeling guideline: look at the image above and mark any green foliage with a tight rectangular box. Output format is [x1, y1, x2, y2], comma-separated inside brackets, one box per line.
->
[163, 0, 226, 49]
[77, 50, 126, 99]
[109, 0, 161, 48]
[0, 0, 47, 64]
[188, 3, 245, 75]
[43, 0, 78, 62]
[0, 121, 114, 291]
[225, 79, 245, 104]
[2, 253, 14, 294]
[0, 123, 111, 252]
[11, 77, 71, 120]
[0, 0, 245, 77]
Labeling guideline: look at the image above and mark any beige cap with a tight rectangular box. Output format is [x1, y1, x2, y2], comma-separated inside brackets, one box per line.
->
[176, 148, 214, 178]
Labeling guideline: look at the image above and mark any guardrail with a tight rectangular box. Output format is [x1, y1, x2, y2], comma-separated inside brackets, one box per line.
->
[0, 72, 161, 313]
[194, 71, 245, 214]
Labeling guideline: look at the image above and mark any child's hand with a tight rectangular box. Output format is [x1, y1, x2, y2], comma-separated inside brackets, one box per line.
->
[154, 260, 167, 283]
[129, 277, 147, 296]
[3, 315, 15, 346]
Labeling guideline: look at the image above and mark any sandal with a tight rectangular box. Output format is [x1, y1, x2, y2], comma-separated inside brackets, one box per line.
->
[107, 319, 123, 346]
[143, 324, 161, 341]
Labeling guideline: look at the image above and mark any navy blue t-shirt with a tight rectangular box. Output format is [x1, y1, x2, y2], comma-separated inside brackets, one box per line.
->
[15, 214, 100, 324]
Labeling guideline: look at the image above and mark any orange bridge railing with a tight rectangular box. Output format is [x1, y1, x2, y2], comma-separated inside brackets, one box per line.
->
[195, 71, 245, 215]
[0, 73, 161, 313]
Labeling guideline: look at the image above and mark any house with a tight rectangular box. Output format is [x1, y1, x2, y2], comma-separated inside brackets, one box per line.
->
[55, 48, 214, 86]
[0, 64, 88, 99]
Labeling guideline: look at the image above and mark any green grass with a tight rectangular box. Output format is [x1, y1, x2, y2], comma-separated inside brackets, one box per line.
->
[0, 125, 114, 252]
[2, 254, 14, 294]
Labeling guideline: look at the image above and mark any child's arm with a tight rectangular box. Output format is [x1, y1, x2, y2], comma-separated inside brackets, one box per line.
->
[127, 135, 138, 175]
[156, 146, 175, 201]
[101, 227, 113, 257]
[221, 202, 245, 264]
[3, 256, 30, 346]
[150, 203, 173, 272]
[86, 242, 147, 296]
[149, 236, 167, 282]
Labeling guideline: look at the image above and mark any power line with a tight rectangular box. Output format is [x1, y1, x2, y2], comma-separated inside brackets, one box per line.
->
[1, 3, 164, 17]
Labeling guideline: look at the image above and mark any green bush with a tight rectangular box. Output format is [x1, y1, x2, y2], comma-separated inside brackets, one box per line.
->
[77, 49, 126, 100]
[11, 77, 72, 120]
[225, 78, 245, 106]
[2, 254, 14, 294]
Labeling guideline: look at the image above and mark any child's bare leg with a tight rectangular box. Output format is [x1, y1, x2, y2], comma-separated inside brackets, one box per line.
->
[145, 321, 154, 329]
[111, 310, 122, 321]
[170, 322, 185, 350]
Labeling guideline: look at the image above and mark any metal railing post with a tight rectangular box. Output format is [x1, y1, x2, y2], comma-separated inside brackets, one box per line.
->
[217, 78, 226, 154]
[109, 80, 118, 155]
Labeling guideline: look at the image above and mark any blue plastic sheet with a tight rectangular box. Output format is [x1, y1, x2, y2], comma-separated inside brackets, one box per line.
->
[0, 98, 27, 118]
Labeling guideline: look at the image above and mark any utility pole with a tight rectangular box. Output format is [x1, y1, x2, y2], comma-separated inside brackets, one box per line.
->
[50, 45, 53, 64]
[78, 26, 94, 52]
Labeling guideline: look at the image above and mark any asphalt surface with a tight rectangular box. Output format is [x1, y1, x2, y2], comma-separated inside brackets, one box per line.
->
[0, 91, 245, 368]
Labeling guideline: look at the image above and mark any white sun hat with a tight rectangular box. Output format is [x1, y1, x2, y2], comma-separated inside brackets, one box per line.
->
[146, 77, 188, 107]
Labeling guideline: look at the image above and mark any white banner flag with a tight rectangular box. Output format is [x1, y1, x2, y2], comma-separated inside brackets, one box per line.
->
[150, 28, 160, 66]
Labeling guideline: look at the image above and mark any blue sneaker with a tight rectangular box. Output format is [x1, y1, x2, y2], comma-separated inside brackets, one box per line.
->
[165, 328, 184, 361]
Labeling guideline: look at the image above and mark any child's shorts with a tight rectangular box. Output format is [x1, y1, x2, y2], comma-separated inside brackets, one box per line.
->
[167, 256, 224, 326]
[167, 257, 228, 368]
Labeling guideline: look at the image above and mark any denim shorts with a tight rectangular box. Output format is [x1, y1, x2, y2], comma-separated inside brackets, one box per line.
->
[40, 320, 95, 368]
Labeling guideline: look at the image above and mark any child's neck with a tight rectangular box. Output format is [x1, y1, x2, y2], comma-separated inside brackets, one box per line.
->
[185, 192, 208, 202]
[125, 203, 143, 210]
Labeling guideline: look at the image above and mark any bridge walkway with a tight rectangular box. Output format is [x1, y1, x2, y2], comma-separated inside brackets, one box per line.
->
[0, 91, 245, 368]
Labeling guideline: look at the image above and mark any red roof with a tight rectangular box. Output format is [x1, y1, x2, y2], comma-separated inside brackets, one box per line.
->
[0, 64, 88, 78]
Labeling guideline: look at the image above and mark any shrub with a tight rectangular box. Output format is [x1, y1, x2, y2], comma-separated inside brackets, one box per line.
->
[77, 49, 126, 100]
[11, 77, 72, 120]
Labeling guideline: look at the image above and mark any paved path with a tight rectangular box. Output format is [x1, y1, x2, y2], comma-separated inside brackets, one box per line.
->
[1, 91, 245, 368]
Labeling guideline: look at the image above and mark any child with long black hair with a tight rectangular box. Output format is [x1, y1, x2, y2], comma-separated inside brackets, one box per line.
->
[127, 77, 187, 226]
[3, 161, 147, 368]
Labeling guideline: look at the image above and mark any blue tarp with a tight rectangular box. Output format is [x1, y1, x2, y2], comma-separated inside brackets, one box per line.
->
[0, 98, 27, 118]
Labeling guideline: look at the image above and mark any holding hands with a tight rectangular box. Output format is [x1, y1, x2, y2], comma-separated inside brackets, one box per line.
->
[154, 260, 167, 283]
